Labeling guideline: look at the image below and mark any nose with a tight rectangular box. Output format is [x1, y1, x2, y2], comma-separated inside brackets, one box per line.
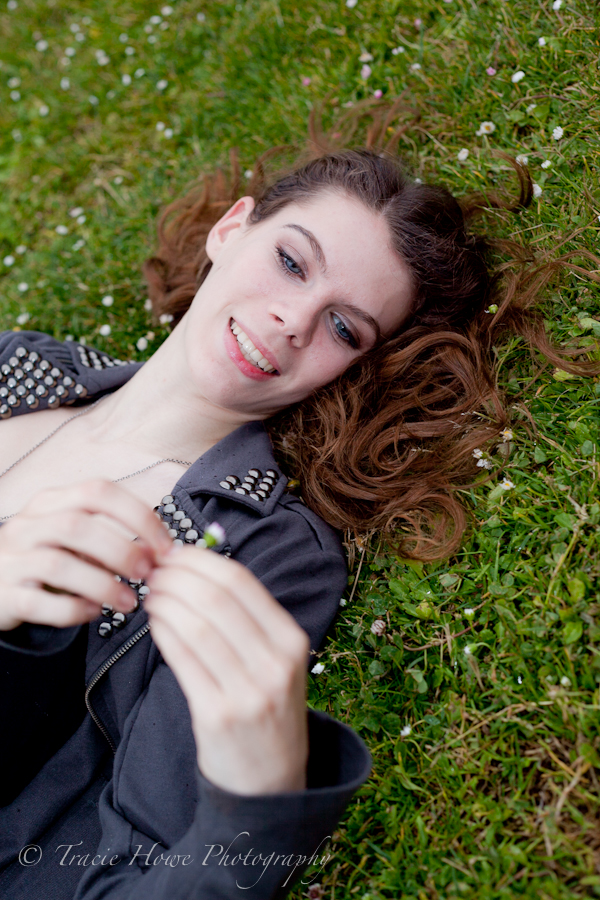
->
[268, 298, 319, 349]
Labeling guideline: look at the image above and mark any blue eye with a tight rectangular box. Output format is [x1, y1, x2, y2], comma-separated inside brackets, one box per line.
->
[276, 247, 303, 277]
[332, 313, 358, 349]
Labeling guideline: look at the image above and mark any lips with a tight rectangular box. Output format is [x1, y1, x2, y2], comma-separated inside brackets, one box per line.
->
[229, 319, 277, 373]
[224, 319, 280, 381]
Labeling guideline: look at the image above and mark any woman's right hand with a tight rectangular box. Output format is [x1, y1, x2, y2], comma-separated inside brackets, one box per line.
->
[0, 479, 173, 632]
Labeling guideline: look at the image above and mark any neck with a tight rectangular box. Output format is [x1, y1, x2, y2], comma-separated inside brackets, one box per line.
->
[83, 324, 255, 461]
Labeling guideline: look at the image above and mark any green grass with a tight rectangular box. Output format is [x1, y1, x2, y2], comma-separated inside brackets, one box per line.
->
[2, 0, 600, 897]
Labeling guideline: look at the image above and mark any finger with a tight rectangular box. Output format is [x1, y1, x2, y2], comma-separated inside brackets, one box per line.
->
[6, 509, 156, 583]
[146, 588, 263, 696]
[0, 585, 101, 631]
[147, 609, 227, 727]
[154, 548, 308, 658]
[147, 565, 280, 674]
[2, 548, 139, 613]
[21, 479, 173, 557]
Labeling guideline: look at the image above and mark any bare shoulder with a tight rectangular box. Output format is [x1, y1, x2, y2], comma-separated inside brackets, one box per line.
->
[0, 408, 75, 471]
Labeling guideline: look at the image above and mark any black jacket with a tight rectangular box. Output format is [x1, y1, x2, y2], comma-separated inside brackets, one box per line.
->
[0, 331, 371, 899]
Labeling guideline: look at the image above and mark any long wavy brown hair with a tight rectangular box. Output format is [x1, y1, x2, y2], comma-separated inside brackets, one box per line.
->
[143, 98, 600, 560]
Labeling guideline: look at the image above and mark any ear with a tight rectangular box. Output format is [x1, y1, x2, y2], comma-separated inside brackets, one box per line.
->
[205, 196, 256, 262]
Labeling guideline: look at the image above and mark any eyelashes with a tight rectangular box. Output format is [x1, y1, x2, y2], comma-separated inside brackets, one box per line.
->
[274, 245, 359, 350]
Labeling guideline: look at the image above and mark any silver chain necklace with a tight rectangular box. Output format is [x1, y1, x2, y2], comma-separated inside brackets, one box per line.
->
[0, 395, 193, 521]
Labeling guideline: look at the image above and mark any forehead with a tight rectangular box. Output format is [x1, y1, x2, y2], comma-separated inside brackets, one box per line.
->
[251, 190, 413, 336]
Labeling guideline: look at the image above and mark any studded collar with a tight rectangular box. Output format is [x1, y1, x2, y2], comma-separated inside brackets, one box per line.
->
[0, 331, 288, 518]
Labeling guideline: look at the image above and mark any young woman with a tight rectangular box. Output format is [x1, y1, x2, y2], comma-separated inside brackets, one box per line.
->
[0, 107, 594, 899]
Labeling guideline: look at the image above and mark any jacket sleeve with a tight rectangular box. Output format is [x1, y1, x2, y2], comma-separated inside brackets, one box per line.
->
[74, 709, 371, 900]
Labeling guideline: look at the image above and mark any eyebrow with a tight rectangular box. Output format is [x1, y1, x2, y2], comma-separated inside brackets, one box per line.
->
[282, 223, 381, 343]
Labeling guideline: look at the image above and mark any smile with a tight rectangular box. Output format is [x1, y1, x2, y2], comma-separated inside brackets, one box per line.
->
[229, 320, 277, 373]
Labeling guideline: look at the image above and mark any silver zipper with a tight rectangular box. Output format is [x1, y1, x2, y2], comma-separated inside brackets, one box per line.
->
[84, 623, 150, 752]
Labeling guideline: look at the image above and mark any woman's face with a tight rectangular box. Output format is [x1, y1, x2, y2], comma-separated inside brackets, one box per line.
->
[181, 190, 413, 419]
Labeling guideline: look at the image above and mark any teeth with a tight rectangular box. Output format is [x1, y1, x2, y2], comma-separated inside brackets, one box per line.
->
[230, 320, 275, 373]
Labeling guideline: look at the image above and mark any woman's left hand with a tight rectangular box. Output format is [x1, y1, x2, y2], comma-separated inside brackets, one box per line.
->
[144, 546, 310, 796]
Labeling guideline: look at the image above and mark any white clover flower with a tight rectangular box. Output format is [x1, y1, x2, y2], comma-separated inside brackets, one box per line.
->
[360, 64, 372, 79]
[136, 336, 148, 351]
[150, 14, 162, 24]
[114, 176, 123, 184]
[8, 77, 20, 88]
[464, 644, 472, 656]
[511, 70, 525, 83]
[72, 239, 85, 251]
[500, 477, 514, 490]
[89, 95, 99, 105]
[370, 619, 386, 636]
[552, 125, 564, 140]
[35, 39, 48, 51]
[400, 724, 412, 737]
[156, 79, 168, 90]
[359, 52, 373, 62]
[17, 282, 28, 292]
[517, 675, 523, 684]
[135, 68, 145, 78]
[39, 104, 49, 116]
[15, 245, 26, 254]
[410, 62, 421, 71]
[7, 0, 18, 8]
[99, 324, 111, 337]
[161, 4, 174, 13]
[541, 159, 552, 169]
[538, 36, 547, 46]
[101, 295, 114, 307]
[346, 0, 358, 6]
[552, 0, 562, 9]
[159, 313, 174, 324]
[526, 103, 537, 113]
[156, 121, 166, 131]
[65, 46, 76, 56]
[144, 298, 153, 311]
[311, 662, 325, 674]
[75, 32, 85, 41]
[244, 169, 253, 179]
[391, 46, 405, 55]
[560, 675, 571, 687]
[144, 23, 153, 33]
[119, 33, 129, 43]
[197, 12, 206, 22]
[16, 311, 30, 325]
[122, 74, 132, 85]
[339, 597, 347, 606]
[477, 458, 493, 469]
[125, 46, 135, 56]
[464, 608, 475, 618]
[472, 448, 483, 459]
[476, 121, 496, 136]
[515, 154, 528, 166]
[414, 177, 422, 184]
[69, 205, 84, 217]
[55, 224, 68, 235]
[501, 428, 513, 441]
[97, 54, 109, 66]
[69, 22, 80, 32]
[148, 35, 157, 44]
[77, 215, 86, 225]
[60, 77, 70, 90]
[457, 148, 469, 162]
[532, 183, 543, 198]
[164, 128, 174, 139]
[10, 90, 20, 101]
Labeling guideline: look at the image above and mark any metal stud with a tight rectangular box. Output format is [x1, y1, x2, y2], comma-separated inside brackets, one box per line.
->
[261, 476, 276, 487]
[266, 469, 278, 479]
[184, 529, 199, 542]
[235, 486, 249, 495]
[39, 360, 51, 372]
[255, 489, 268, 499]
[74, 384, 88, 398]
[22, 361, 34, 373]
[24, 378, 35, 390]
[195, 538, 207, 548]
[111, 612, 127, 630]
[50, 367, 62, 378]
[248, 468, 262, 478]
[63, 375, 74, 387]
[163, 503, 176, 515]
[7, 378, 16, 389]
[257, 482, 272, 493]
[138, 586, 150, 598]
[35, 385, 48, 398]
[14, 368, 24, 381]
[48, 395, 60, 409]
[8, 357, 19, 367]
[101, 605, 114, 616]
[28, 351, 39, 363]
[15, 385, 26, 397]
[98, 621, 113, 638]
[219, 481, 233, 490]
[26, 394, 39, 409]
[249, 493, 263, 501]
[1, 364, 11, 377]
[33, 368, 44, 380]
[178, 517, 192, 530]
[55, 385, 68, 398]
[161, 495, 174, 505]
[15, 347, 27, 359]
[43, 375, 56, 387]
[225, 475, 240, 486]
[167, 528, 178, 539]
[7, 394, 20, 408]
[172, 510, 185, 521]
[0, 404, 11, 419]
[0, 387, 8, 398]
[173, 538, 184, 547]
